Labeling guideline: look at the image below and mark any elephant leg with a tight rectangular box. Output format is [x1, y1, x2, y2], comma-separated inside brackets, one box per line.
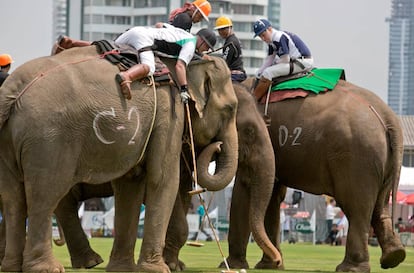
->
[164, 167, 193, 272]
[335, 192, 373, 272]
[221, 175, 251, 269]
[255, 183, 286, 270]
[0, 178, 26, 272]
[107, 176, 143, 272]
[23, 176, 70, 273]
[371, 199, 405, 269]
[54, 186, 103, 269]
[137, 132, 181, 273]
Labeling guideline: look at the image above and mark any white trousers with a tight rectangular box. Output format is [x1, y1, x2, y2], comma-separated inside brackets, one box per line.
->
[261, 58, 314, 81]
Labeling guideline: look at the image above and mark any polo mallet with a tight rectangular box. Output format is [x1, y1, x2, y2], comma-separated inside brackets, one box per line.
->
[183, 102, 236, 272]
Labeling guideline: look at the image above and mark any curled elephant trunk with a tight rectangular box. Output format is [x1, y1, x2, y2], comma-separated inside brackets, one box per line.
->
[196, 138, 238, 191]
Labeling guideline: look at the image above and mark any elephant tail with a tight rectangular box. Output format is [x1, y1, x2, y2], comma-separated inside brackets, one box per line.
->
[53, 217, 66, 247]
[384, 115, 404, 223]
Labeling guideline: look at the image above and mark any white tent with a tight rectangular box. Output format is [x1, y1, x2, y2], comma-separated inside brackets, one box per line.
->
[399, 166, 414, 194]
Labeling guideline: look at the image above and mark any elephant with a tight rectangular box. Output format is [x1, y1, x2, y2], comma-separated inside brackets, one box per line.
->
[222, 78, 406, 272]
[0, 81, 279, 271]
[0, 45, 243, 273]
[163, 81, 278, 271]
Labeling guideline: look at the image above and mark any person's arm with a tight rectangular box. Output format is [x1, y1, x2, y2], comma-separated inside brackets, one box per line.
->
[256, 53, 275, 77]
[175, 59, 190, 103]
[175, 59, 187, 87]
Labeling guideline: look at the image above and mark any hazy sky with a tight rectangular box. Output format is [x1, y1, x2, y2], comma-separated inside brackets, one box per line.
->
[0, 0, 53, 71]
[280, 0, 391, 102]
[1, 0, 391, 102]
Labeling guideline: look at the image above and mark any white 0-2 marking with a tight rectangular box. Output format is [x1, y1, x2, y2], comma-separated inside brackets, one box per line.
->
[93, 107, 140, 145]
[278, 125, 302, 147]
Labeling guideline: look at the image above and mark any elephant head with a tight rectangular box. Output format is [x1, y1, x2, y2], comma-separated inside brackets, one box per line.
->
[161, 56, 239, 191]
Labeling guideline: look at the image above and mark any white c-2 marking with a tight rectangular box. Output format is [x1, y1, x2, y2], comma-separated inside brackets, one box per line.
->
[93, 107, 140, 145]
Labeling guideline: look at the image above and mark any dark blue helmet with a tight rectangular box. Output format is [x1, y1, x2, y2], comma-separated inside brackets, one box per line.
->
[253, 19, 271, 38]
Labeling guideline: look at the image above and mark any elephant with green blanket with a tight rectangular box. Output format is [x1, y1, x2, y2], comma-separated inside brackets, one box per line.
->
[0, 45, 251, 273]
[222, 77, 406, 272]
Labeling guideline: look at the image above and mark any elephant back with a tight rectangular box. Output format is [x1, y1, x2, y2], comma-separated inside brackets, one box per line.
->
[0, 46, 169, 175]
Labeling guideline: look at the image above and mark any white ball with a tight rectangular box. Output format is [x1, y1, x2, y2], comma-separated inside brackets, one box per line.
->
[240, 269, 247, 273]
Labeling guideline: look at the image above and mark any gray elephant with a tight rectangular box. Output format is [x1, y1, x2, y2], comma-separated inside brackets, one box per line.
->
[222, 78, 406, 272]
[0, 81, 279, 271]
[0, 45, 241, 273]
[163, 81, 278, 271]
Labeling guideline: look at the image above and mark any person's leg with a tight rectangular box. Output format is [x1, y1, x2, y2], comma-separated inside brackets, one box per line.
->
[51, 35, 92, 55]
[253, 63, 290, 101]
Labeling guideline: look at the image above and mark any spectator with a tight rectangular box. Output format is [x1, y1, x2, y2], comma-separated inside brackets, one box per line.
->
[0, 54, 13, 86]
[325, 198, 336, 243]
[191, 204, 212, 241]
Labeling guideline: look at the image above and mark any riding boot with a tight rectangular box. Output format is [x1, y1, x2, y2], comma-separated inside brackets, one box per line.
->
[253, 77, 272, 102]
[115, 64, 150, 100]
[51, 35, 92, 55]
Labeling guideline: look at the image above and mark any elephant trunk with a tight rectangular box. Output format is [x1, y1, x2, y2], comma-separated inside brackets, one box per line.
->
[196, 130, 238, 191]
[248, 150, 282, 267]
[249, 176, 282, 266]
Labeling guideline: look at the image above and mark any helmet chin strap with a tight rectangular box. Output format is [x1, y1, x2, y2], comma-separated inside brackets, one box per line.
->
[192, 9, 199, 19]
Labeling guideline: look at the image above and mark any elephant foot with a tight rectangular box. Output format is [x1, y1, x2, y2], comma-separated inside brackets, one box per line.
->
[106, 257, 137, 272]
[166, 259, 186, 272]
[380, 246, 406, 269]
[335, 261, 370, 272]
[22, 255, 65, 273]
[71, 249, 104, 269]
[254, 258, 284, 270]
[138, 260, 171, 273]
[218, 256, 249, 269]
[164, 247, 186, 271]
[1, 256, 23, 272]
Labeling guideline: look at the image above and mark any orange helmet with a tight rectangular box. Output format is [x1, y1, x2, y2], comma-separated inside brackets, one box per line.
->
[0, 54, 13, 67]
[214, 16, 233, 30]
[192, 0, 211, 22]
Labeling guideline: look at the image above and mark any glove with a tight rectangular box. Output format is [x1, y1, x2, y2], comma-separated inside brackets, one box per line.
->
[180, 85, 190, 104]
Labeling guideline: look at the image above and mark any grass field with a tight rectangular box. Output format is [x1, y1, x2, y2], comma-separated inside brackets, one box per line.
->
[52, 238, 414, 273]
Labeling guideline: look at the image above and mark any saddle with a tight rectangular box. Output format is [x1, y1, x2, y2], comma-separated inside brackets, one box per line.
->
[92, 40, 172, 85]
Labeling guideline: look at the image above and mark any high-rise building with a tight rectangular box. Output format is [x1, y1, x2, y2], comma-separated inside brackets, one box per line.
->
[387, 0, 414, 115]
[54, 0, 276, 76]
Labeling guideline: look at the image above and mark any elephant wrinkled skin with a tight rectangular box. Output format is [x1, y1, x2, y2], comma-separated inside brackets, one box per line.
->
[224, 79, 406, 272]
[0, 46, 240, 273]
[0, 82, 280, 271]
[163, 82, 278, 271]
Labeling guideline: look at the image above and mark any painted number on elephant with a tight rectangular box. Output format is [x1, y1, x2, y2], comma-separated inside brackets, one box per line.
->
[278, 125, 302, 146]
[93, 107, 140, 145]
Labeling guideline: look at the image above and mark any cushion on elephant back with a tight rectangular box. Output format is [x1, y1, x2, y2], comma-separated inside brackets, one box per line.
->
[259, 68, 346, 104]
[92, 40, 172, 84]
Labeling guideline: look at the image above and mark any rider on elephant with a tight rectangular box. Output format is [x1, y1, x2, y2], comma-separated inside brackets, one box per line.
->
[252, 18, 314, 101]
[52, 26, 217, 101]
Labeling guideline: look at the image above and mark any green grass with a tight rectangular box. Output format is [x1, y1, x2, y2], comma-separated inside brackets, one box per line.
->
[52, 238, 414, 273]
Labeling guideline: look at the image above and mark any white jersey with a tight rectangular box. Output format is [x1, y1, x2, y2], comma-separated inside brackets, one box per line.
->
[115, 26, 196, 65]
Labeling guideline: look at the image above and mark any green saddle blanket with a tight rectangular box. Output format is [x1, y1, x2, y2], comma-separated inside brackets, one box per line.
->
[271, 68, 345, 93]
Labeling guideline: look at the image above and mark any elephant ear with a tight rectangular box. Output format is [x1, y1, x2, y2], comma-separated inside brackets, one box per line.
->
[186, 59, 215, 118]
[158, 56, 214, 118]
